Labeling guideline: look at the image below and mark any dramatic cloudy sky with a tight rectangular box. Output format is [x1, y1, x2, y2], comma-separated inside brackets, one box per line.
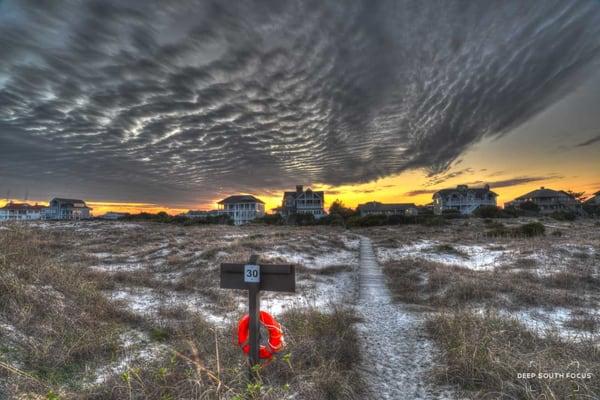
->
[1, 0, 599, 213]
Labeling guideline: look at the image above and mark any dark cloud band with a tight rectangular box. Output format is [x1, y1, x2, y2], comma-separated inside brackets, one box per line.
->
[1, 0, 599, 204]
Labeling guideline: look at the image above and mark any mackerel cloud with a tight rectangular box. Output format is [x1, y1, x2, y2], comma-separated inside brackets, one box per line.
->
[1, 0, 599, 204]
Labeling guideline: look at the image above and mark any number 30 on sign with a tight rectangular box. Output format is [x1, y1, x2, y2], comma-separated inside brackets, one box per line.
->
[244, 264, 260, 283]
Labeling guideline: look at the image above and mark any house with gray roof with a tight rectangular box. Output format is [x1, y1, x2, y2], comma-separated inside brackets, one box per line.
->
[45, 198, 92, 220]
[505, 187, 581, 213]
[280, 186, 325, 220]
[584, 190, 600, 206]
[433, 184, 497, 215]
[217, 195, 265, 225]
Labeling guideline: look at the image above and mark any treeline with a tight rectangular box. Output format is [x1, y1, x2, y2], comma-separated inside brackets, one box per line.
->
[255, 200, 598, 228]
[112, 199, 599, 228]
[121, 211, 233, 225]
[253, 200, 444, 227]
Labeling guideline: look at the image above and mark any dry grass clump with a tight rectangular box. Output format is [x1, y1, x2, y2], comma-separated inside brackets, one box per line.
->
[426, 311, 600, 399]
[87, 307, 364, 400]
[382, 259, 595, 309]
[430, 244, 469, 258]
[296, 264, 352, 275]
[0, 225, 136, 394]
[564, 311, 600, 334]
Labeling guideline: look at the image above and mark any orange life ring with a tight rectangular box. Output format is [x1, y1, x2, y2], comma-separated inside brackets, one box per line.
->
[237, 311, 284, 359]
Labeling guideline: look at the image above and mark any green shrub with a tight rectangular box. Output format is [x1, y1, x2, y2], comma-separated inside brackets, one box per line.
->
[519, 201, 540, 212]
[422, 216, 446, 226]
[473, 206, 505, 218]
[486, 222, 545, 238]
[124, 213, 232, 225]
[441, 209, 463, 219]
[502, 206, 521, 217]
[518, 222, 545, 237]
[287, 213, 316, 226]
[549, 211, 576, 221]
[253, 214, 284, 225]
[346, 214, 388, 227]
[317, 213, 346, 226]
[583, 204, 600, 216]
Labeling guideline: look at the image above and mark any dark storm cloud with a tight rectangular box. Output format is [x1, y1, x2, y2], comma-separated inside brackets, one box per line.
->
[424, 168, 475, 186]
[483, 176, 563, 189]
[1, 0, 600, 204]
[403, 189, 438, 197]
[404, 175, 561, 197]
[575, 134, 600, 147]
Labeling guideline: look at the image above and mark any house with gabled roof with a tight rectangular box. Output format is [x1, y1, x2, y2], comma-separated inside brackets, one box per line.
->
[280, 186, 325, 220]
[584, 190, 600, 206]
[217, 195, 265, 225]
[45, 198, 92, 220]
[433, 184, 497, 215]
[0, 202, 47, 221]
[505, 187, 582, 213]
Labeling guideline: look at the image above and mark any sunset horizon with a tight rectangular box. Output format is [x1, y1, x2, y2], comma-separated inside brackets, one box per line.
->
[2, 1, 600, 219]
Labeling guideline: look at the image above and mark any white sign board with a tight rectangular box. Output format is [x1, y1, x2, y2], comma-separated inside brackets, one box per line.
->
[244, 264, 260, 283]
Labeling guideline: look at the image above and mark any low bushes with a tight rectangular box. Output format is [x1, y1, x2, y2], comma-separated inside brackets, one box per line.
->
[549, 210, 577, 221]
[123, 212, 233, 225]
[518, 222, 546, 237]
[346, 214, 388, 227]
[472, 205, 516, 218]
[486, 222, 545, 238]
[253, 214, 284, 225]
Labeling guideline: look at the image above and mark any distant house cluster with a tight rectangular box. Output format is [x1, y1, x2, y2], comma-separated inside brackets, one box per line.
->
[0, 198, 92, 221]
[185, 186, 326, 225]
[180, 183, 597, 225]
[3, 184, 596, 224]
[429, 184, 589, 216]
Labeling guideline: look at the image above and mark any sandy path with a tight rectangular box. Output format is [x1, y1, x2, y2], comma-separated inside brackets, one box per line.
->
[356, 237, 454, 400]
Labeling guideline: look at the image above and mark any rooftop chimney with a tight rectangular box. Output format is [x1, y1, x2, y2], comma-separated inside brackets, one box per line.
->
[296, 185, 303, 193]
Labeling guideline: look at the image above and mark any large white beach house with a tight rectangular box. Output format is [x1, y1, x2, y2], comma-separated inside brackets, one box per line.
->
[217, 195, 265, 225]
[433, 184, 497, 215]
[0, 202, 47, 221]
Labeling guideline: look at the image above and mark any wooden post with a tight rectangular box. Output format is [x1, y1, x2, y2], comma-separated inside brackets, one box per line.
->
[247, 254, 260, 379]
[219, 255, 295, 382]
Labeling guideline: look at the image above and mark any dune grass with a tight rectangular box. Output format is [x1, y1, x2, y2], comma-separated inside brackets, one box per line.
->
[0, 224, 364, 399]
[426, 311, 600, 399]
